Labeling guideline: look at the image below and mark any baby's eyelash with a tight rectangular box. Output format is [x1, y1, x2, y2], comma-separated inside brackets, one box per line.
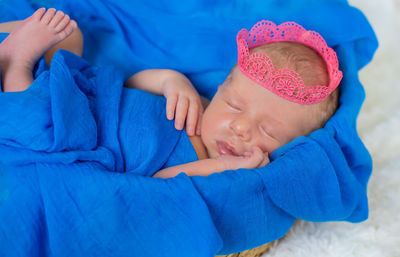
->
[259, 125, 275, 139]
[227, 101, 241, 110]
[260, 126, 269, 136]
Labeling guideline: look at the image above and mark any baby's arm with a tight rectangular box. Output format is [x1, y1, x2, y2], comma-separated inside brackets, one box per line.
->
[153, 146, 270, 178]
[125, 69, 179, 95]
[125, 69, 204, 136]
[153, 158, 226, 178]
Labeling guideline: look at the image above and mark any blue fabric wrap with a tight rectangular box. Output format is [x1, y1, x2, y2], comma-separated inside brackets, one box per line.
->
[0, 0, 378, 256]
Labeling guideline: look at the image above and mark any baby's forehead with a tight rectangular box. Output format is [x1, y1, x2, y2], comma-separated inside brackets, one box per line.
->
[223, 73, 273, 106]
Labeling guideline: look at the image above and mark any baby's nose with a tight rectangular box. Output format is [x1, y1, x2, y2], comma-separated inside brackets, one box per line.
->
[230, 118, 251, 142]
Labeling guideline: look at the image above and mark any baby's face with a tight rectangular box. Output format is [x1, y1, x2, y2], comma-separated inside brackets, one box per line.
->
[201, 68, 320, 159]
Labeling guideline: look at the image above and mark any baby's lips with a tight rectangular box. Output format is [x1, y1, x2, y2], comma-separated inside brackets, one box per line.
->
[216, 140, 239, 156]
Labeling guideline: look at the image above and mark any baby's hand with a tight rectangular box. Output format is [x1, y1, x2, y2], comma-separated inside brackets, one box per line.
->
[217, 146, 270, 171]
[162, 74, 203, 136]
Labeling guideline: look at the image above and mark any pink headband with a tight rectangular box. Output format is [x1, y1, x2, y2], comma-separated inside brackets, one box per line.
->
[237, 20, 343, 104]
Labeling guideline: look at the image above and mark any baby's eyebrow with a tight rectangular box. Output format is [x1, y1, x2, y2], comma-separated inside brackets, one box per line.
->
[226, 86, 246, 104]
[259, 114, 285, 134]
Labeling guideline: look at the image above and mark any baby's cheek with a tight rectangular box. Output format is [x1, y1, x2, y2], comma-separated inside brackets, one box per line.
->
[259, 138, 280, 155]
[199, 132, 214, 158]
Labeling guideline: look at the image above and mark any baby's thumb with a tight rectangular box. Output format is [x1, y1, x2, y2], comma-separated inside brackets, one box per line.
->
[251, 145, 263, 156]
[258, 152, 270, 167]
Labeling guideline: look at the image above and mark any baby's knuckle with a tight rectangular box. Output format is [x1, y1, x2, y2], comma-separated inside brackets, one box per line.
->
[167, 93, 177, 100]
[191, 103, 199, 110]
[187, 95, 197, 102]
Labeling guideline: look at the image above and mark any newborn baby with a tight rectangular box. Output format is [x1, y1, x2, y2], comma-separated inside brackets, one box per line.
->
[126, 22, 342, 178]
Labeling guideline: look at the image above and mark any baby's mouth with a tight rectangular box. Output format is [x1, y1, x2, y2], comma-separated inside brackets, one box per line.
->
[216, 141, 239, 156]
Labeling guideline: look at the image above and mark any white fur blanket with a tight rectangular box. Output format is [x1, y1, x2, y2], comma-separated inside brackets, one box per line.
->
[264, 1, 400, 256]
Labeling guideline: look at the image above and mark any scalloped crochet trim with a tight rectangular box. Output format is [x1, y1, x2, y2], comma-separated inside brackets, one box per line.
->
[237, 20, 343, 104]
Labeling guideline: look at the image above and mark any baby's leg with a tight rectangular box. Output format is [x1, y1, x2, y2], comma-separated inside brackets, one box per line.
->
[0, 8, 77, 92]
[0, 17, 83, 63]
[0, 21, 21, 33]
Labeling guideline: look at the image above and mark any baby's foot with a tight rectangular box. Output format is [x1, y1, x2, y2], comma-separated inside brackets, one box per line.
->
[0, 8, 77, 92]
[0, 8, 77, 68]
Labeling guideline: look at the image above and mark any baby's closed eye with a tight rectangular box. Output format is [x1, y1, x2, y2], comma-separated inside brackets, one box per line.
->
[259, 124, 274, 138]
[226, 100, 241, 111]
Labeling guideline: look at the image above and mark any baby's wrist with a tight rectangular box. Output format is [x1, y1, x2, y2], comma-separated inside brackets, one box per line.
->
[161, 73, 173, 93]
[214, 156, 231, 171]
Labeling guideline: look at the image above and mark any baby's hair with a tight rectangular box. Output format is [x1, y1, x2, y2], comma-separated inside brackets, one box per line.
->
[229, 42, 339, 130]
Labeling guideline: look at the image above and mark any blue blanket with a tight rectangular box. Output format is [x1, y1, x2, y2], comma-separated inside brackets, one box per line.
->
[0, 0, 378, 256]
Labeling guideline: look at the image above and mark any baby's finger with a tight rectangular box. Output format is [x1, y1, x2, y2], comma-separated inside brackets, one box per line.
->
[258, 153, 270, 168]
[251, 145, 263, 156]
[185, 101, 199, 136]
[175, 97, 189, 130]
[250, 146, 264, 162]
[196, 111, 203, 135]
[166, 94, 178, 120]
[243, 151, 252, 157]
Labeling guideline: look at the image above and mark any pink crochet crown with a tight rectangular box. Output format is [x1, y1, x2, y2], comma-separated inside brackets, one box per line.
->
[237, 20, 343, 104]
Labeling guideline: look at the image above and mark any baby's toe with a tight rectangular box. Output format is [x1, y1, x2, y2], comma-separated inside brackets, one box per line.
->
[31, 8, 46, 21]
[54, 14, 71, 33]
[40, 8, 56, 25]
[57, 20, 76, 40]
[49, 10, 65, 28]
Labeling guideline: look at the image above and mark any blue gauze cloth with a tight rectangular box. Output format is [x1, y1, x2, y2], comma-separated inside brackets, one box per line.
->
[0, 0, 378, 256]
